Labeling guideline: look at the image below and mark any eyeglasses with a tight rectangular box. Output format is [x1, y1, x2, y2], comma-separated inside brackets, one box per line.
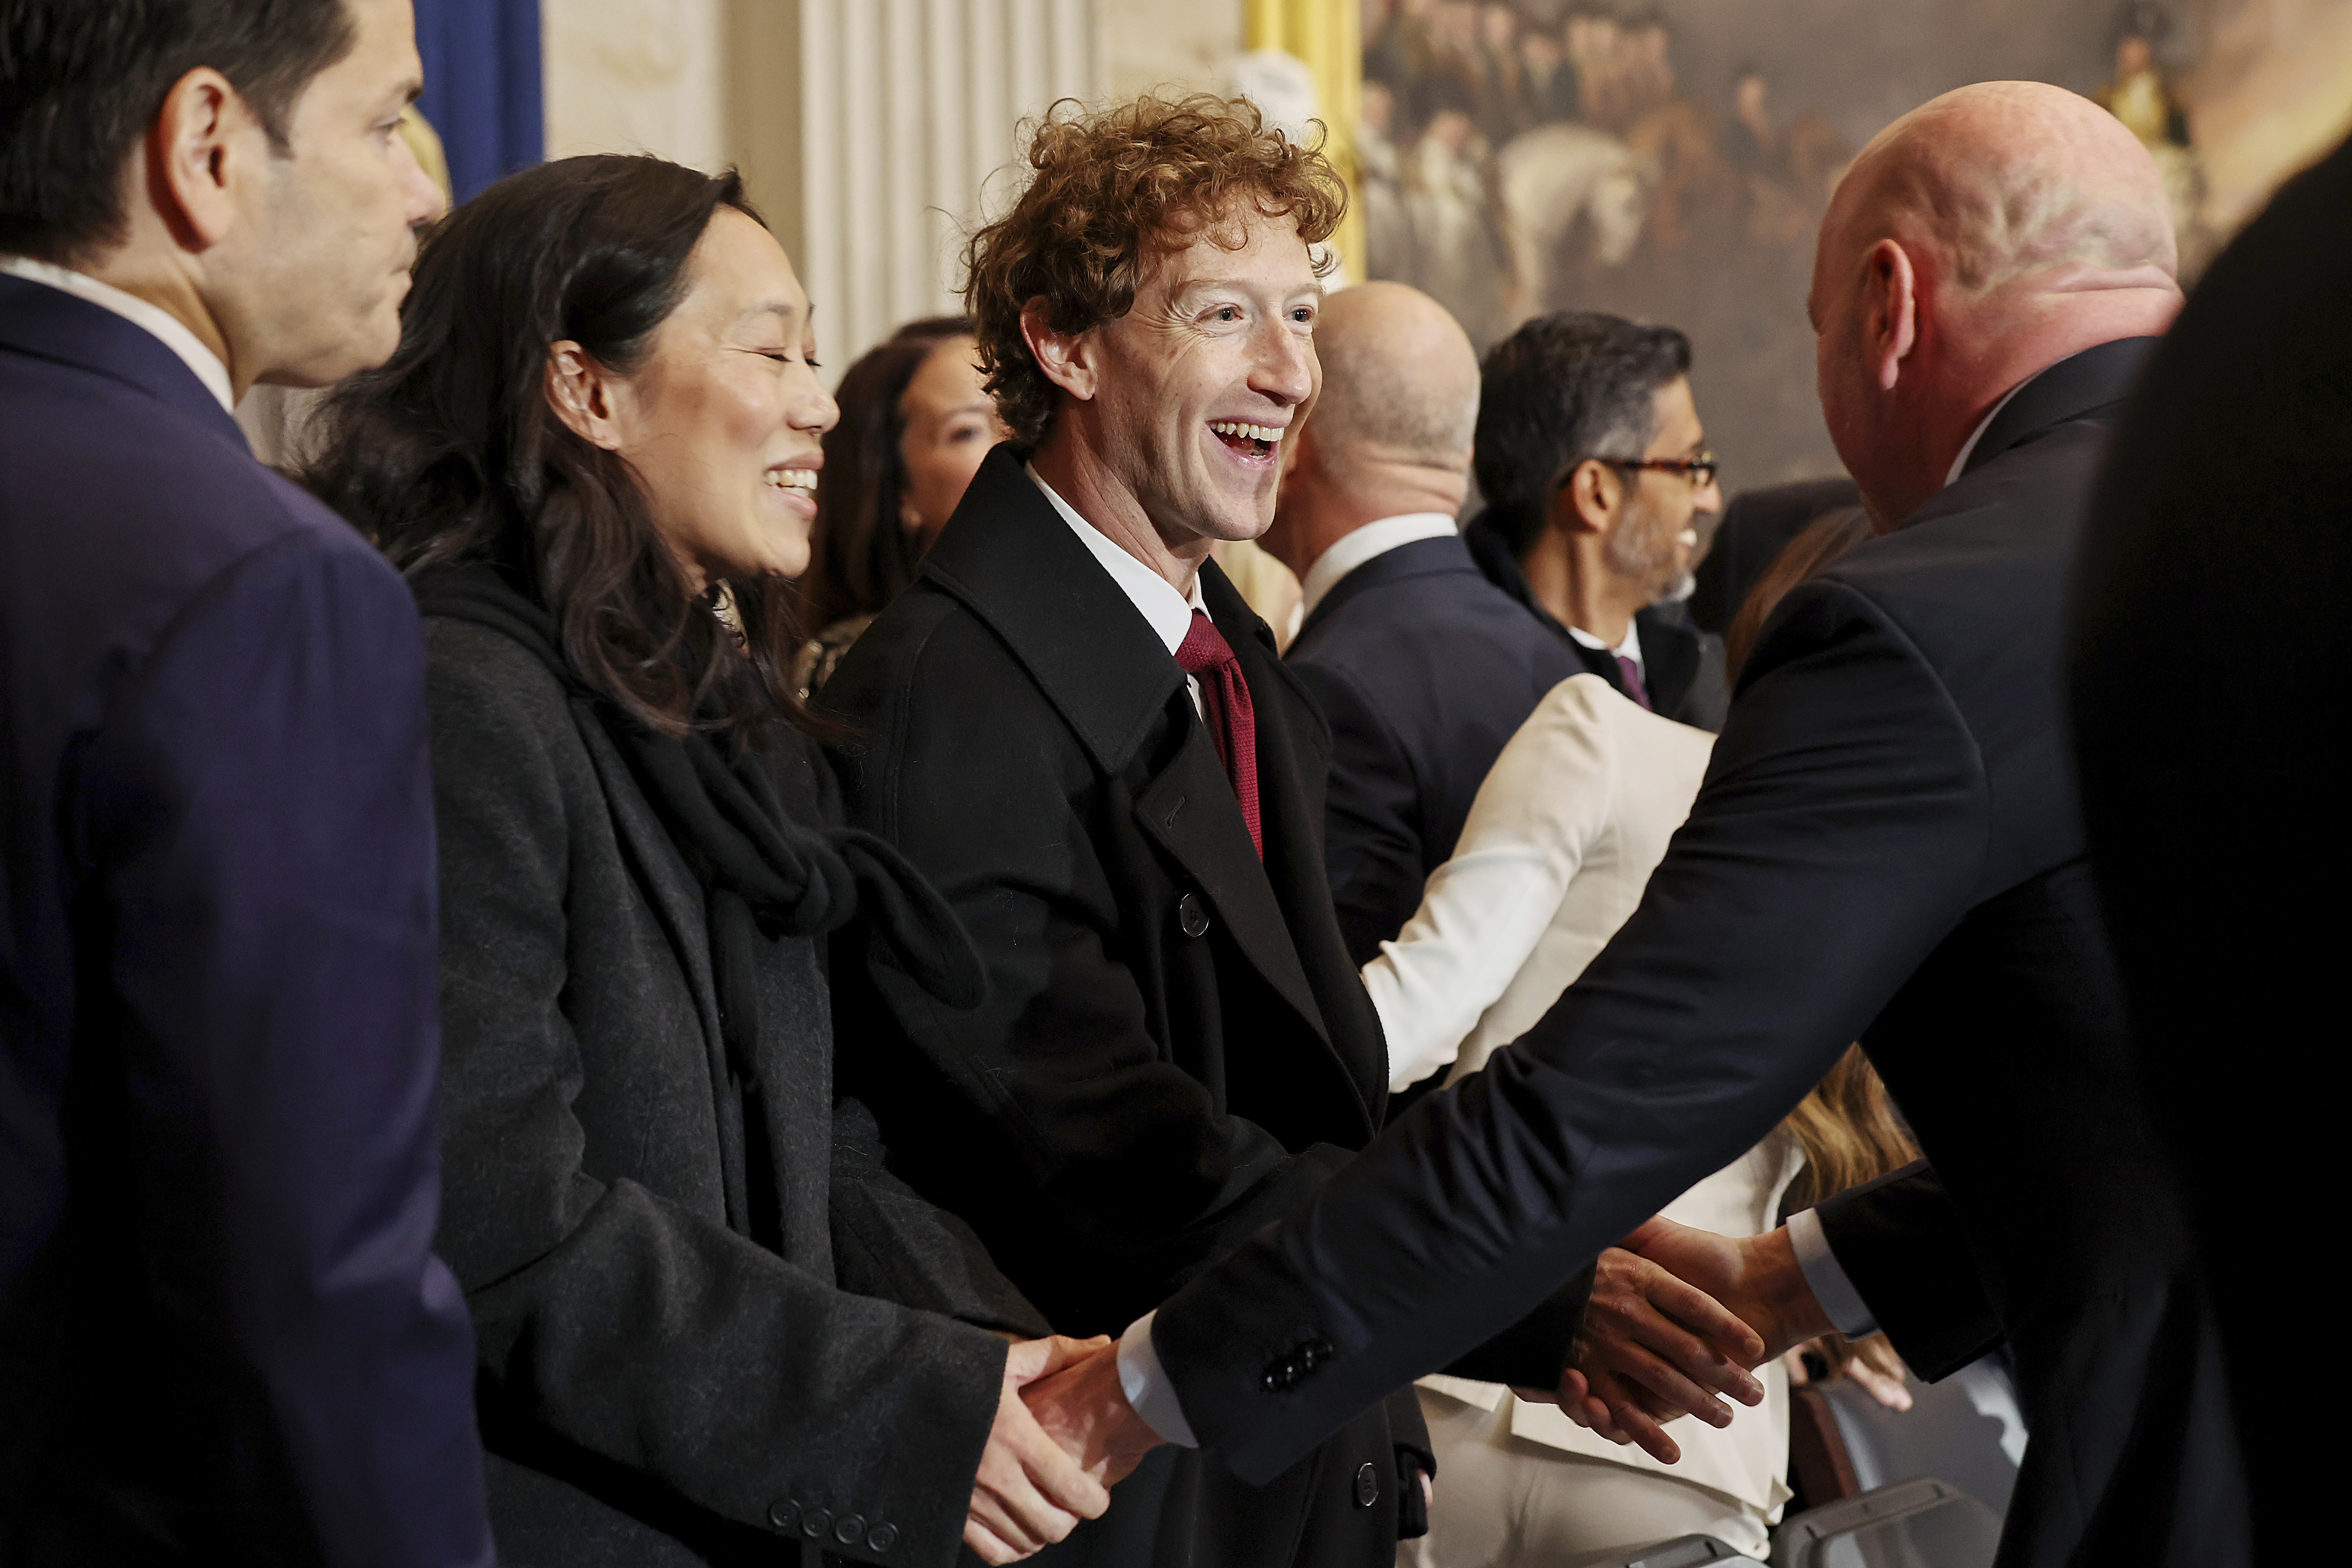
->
[1602, 451, 1720, 489]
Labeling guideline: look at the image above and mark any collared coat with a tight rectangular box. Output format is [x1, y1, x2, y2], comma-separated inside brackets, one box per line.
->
[821, 447, 1429, 1568]
[422, 616, 1041, 1568]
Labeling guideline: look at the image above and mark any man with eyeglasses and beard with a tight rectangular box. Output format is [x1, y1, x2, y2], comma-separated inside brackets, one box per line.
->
[1461, 312, 1730, 733]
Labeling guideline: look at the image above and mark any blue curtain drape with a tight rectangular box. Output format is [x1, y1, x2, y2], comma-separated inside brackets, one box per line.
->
[412, 0, 544, 203]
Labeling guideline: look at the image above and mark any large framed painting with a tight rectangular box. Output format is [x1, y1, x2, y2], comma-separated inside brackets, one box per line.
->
[1357, 0, 2352, 486]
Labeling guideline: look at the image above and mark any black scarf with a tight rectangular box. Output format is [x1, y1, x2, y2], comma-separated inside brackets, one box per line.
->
[415, 566, 986, 1092]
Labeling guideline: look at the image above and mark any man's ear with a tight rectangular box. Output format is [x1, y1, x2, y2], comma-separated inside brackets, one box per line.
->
[1020, 297, 1097, 403]
[147, 67, 265, 253]
[1863, 238, 1919, 393]
[545, 342, 626, 450]
[1555, 458, 1621, 537]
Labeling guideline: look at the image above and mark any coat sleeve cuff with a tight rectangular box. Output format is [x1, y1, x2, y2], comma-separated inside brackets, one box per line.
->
[1117, 1312, 1201, 1447]
[1787, 1207, 1881, 1337]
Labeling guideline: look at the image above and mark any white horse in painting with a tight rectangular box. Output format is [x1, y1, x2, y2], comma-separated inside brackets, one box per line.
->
[1495, 122, 1651, 319]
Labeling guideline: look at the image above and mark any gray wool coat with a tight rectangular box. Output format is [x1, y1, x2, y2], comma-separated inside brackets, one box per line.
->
[423, 618, 1044, 1568]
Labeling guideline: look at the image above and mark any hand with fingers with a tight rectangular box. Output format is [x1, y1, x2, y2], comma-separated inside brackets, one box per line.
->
[965, 1336, 1119, 1565]
[1551, 1215, 1834, 1463]
[1019, 1335, 1165, 1490]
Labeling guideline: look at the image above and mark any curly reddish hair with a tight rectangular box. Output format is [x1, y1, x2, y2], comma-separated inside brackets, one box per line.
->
[963, 93, 1348, 447]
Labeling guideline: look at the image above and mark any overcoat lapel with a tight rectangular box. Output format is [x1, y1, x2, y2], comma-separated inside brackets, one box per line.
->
[921, 446, 1343, 1061]
[1133, 714, 1330, 1047]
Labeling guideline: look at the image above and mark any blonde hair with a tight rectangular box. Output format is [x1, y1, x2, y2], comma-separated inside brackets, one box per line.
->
[1779, 1045, 1918, 1381]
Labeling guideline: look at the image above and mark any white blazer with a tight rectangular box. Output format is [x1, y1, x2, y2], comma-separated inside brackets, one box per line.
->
[1365, 673, 1800, 1517]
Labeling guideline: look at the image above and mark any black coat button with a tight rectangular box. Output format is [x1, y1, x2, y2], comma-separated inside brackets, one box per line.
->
[767, 1498, 799, 1531]
[801, 1506, 832, 1538]
[1178, 893, 1210, 938]
[867, 1522, 900, 1552]
[834, 1513, 865, 1544]
[1355, 1461, 1380, 1507]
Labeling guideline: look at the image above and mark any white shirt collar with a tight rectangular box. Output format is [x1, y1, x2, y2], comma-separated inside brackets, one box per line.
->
[1298, 512, 1459, 619]
[0, 255, 235, 413]
[1025, 463, 1207, 656]
[1565, 616, 1643, 672]
[1944, 378, 2030, 487]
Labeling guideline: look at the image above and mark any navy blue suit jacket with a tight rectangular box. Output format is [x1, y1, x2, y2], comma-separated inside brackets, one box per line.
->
[1152, 341, 2244, 1565]
[1284, 535, 1584, 970]
[0, 277, 491, 1567]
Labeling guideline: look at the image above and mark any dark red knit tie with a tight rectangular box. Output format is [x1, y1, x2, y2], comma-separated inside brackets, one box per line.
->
[1176, 610, 1261, 859]
[1614, 653, 1653, 712]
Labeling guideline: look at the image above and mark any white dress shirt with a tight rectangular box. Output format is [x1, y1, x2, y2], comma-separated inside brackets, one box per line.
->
[0, 255, 235, 412]
[1944, 380, 2029, 486]
[1027, 464, 1208, 716]
[1297, 512, 1459, 620]
[1564, 617, 1643, 679]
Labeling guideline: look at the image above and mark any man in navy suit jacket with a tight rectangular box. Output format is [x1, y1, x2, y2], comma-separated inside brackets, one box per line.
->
[0, 4, 489, 1564]
[1262, 283, 1583, 977]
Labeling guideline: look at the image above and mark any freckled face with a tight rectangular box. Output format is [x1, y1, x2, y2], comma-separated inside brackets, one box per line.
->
[608, 208, 838, 588]
[1081, 210, 1323, 545]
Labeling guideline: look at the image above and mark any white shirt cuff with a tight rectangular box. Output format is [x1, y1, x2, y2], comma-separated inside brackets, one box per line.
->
[1115, 1311, 1200, 1447]
[1786, 1207, 1881, 1338]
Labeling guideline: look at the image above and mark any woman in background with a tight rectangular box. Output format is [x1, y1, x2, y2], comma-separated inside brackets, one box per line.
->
[794, 316, 1007, 693]
[1384, 508, 1907, 1566]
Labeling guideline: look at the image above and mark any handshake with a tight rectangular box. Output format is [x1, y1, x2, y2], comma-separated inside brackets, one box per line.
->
[961, 1216, 1843, 1562]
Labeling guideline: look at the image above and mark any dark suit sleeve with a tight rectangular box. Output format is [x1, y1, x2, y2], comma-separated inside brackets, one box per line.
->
[1287, 658, 1430, 967]
[835, 621, 1353, 1324]
[425, 631, 1003, 1568]
[1815, 1161, 2004, 1379]
[1147, 579, 1996, 1483]
[89, 536, 492, 1568]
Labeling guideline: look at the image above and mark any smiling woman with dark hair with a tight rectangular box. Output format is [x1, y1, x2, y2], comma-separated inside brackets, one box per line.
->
[304, 153, 1108, 1568]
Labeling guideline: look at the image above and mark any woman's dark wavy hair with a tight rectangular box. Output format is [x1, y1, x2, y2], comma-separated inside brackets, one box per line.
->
[305, 153, 814, 748]
[798, 315, 972, 632]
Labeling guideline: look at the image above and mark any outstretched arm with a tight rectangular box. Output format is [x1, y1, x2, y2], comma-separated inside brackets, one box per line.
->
[1144, 579, 1993, 1483]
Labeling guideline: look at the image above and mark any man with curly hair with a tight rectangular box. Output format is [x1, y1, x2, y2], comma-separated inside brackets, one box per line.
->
[821, 93, 1489, 1567]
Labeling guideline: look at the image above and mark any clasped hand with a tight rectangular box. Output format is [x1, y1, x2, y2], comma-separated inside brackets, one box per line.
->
[966, 1217, 1821, 1555]
[1530, 1215, 1836, 1464]
[964, 1334, 1162, 1564]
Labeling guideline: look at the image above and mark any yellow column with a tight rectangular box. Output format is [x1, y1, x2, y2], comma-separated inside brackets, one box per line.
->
[1244, 0, 1365, 284]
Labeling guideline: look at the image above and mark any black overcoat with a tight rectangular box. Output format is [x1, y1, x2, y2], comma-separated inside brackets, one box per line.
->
[822, 448, 1427, 1568]
[1145, 340, 2249, 1567]
[422, 617, 1043, 1568]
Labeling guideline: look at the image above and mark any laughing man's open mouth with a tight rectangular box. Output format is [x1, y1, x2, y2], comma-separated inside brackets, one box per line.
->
[1209, 419, 1283, 458]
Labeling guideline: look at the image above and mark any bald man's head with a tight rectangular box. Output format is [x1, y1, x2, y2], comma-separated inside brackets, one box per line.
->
[1264, 282, 1480, 577]
[1824, 80, 2177, 298]
[1809, 81, 2183, 525]
[1310, 282, 1481, 468]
